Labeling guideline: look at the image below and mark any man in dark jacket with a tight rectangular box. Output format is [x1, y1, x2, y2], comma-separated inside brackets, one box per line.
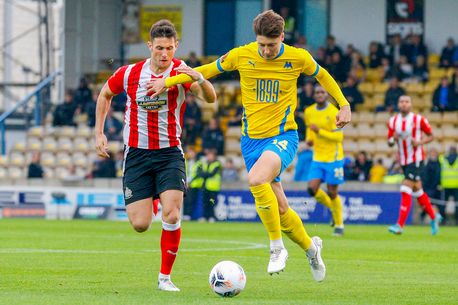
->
[53, 90, 77, 126]
[422, 149, 442, 222]
[27, 151, 44, 178]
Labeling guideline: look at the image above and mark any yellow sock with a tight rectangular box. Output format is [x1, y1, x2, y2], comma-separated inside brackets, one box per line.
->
[280, 208, 312, 250]
[331, 195, 344, 227]
[250, 183, 281, 240]
[314, 188, 333, 209]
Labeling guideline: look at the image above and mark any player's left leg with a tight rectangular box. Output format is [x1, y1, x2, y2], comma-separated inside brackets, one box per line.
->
[412, 181, 441, 235]
[327, 185, 344, 236]
[157, 189, 183, 292]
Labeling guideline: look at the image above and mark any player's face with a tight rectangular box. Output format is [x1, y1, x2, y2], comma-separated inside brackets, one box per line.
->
[398, 96, 412, 113]
[256, 33, 284, 60]
[148, 37, 178, 70]
[314, 87, 328, 104]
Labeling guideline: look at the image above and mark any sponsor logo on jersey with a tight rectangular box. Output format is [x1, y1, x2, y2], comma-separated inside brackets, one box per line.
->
[248, 60, 256, 68]
[283, 61, 293, 69]
[137, 95, 167, 111]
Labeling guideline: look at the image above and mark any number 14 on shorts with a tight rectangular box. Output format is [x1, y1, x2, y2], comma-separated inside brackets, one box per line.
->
[272, 139, 288, 151]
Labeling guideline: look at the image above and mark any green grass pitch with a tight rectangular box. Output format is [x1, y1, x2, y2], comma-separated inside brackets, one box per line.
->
[0, 219, 457, 305]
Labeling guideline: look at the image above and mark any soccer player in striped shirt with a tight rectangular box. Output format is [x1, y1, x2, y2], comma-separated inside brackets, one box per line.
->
[95, 20, 216, 291]
[387, 95, 442, 235]
[147, 10, 352, 282]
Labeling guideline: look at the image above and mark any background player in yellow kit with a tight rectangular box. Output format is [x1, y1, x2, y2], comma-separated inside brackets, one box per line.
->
[147, 10, 351, 282]
[305, 85, 345, 236]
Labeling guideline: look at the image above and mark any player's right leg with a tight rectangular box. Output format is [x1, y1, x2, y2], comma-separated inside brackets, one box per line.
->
[327, 185, 344, 236]
[248, 151, 287, 274]
[389, 180, 414, 235]
[273, 182, 326, 282]
[307, 173, 335, 226]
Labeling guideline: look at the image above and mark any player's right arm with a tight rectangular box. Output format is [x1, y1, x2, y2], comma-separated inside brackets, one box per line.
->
[387, 118, 398, 147]
[95, 83, 115, 158]
[304, 107, 314, 146]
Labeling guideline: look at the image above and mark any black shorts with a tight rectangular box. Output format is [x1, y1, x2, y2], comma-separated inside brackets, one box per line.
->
[401, 161, 424, 182]
[122, 146, 186, 205]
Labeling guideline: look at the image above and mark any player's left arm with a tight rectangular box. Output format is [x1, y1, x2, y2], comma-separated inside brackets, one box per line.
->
[415, 117, 434, 147]
[301, 50, 351, 128]
[316, 129, 344, 142]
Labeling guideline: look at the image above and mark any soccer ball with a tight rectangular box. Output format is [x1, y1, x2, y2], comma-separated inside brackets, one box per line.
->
[209, 261, 246, 297]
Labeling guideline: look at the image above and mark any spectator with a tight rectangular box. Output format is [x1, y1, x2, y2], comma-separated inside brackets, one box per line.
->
[381, 77, 405, 112]
[202, 118, 225, 155]
[91, 153, 116, 178]
[222, 158, 239, 182]
[383, 58, 405, 81]
[53, 90, 77, 126]
[369, 159, 386, 183]
[62, 164, 84, 182]
[27, 151, 44, 178]
[383, 155, 404, 184]
[294, 141, 313, 181]
[325, 35, 343, 64]
[104, 108, 123, 141]
[298, 81, 315, 110]
[432, 77, 454, 112]
[368, 41, 385, 68]
[114, 149, 124, 177]
[185, 51, 202, 68]
[398, 55, 413, 80]
[422, 149, 442, 222]
[328, 52, 347, 83]
[411, 55, 429, 83]
[74, 77, 92, 113]
[85, 91, 98, 127]
[450, 66, 458, 102]
[439, 38, 456, 68]
[294, 35, 309, 50]
[280, 7, 296, 45]
[315, 47, 327, 68]
[111, 91, 127, 112]
[353, 151, 372, 181]
[201, 149, 221, 222]
[294, 101, 306, 142]
[385, 34, 407, 66]
[183, 94, 202, 146]
[184, 147, 203, 220]
[406, 34, 428, 64]
[347, 51, 367, 83]
[342, 76, 364, 111]
[439, 146, 458, 225]
[227, 104, 243, 127]
[343, 156, 355, 181]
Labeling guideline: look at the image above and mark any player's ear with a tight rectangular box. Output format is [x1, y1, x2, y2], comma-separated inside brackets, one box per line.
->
[147, 41, 154, 52]
[280, 32, 285, 42]
[175, 39, 179, 49]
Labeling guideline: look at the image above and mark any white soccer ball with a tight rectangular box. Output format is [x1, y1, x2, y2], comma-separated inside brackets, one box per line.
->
[209, 260, 246, 297]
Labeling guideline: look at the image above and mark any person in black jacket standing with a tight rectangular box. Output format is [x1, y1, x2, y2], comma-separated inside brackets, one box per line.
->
[421, 148, 442, 222]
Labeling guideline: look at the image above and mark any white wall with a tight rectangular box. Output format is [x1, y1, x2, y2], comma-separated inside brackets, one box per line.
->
[125, 0, 203, 59]
[330, 0, 458, 55]
[330, 0, 386, 54]
[424, 0, 458, 54]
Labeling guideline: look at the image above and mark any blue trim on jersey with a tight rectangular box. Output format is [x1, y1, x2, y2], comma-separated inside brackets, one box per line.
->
[242, 107, 248, 135]
[311, 64, 320, 77]
[279, 105, 291, 134]
[216, 58, 224, 72]
[273, 43, 285, 59]
[315, 102, 329, 111]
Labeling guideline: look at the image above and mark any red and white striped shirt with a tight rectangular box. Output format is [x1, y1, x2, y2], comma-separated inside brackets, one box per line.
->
[387, 112, 432, 166]
[107, 58, 191, 150]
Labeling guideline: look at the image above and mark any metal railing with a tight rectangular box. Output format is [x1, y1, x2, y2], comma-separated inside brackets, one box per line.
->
[0, 71, 61, 154]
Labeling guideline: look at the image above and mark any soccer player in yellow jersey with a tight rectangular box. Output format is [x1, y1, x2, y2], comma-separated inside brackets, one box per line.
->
[147, 10, 351, 282]
[305, 85, 345, 236]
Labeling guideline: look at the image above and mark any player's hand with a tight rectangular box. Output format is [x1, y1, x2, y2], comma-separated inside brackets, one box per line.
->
[95, 133, 110, 158]
[305, 140, 313, 148]
[336, 105, 351, 128]
[176, 65, 204, 82]
[412, 139, 421, 148]
[146, 78, 167, 98]
[310, 124, 319, 133]
[393, 132, 400, 141]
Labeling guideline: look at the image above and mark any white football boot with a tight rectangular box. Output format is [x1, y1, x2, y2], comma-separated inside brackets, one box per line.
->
[267, 247, 288, 274]
[157, 274, 180, 292]
[306, 236, 326, 282]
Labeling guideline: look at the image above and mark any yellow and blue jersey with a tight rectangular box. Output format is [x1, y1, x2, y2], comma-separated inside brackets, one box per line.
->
[304, 102, 344, 163]
[216, 42, 320, 139]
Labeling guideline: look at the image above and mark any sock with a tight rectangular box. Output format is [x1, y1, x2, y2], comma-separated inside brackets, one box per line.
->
[413, 190, 436, 220]
[280, 207, 312, 250]
[331, 195, 344, 227]
[314, 188, 333, 209]
[397, 186, 413, 228]
[270, 238, 285, 250]
[153, 199, 160, 215]
[160, 221, 181, 275]
[250, 183, 282, 241]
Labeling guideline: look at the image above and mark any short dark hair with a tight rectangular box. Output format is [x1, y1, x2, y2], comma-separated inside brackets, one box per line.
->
[253, 10, 284, 38]
[150, 19, 177, 41]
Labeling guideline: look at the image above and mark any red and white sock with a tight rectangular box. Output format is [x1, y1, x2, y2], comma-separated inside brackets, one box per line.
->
[412, 189, 436, 220]
[397, 185, 413, 228]
[160, 221, 181, 276]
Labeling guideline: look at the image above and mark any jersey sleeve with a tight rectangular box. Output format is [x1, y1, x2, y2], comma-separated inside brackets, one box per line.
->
[420, 117, 432, 135]
[176, 60, 193, 91]
[300, 49, 320, 77]
[387, 118, 395, 139]
[216, 47, 239, 72]
[107, 66, 128, 95]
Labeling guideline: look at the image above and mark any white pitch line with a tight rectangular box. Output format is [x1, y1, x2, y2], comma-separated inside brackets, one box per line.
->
[0, 238, 266, 254]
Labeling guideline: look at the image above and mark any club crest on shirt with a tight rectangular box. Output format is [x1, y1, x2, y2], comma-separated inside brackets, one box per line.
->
[137, 95, 167, 111]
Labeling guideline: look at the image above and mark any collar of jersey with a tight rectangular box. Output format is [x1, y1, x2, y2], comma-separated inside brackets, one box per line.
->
[147, 58, 174, 77]
[315, 102, 329, 111]
[257, 43, 285, 60]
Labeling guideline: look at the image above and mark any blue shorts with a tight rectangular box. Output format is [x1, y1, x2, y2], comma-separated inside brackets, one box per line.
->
[241, 130, 298, 182]
[308, 160, 345, 185]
